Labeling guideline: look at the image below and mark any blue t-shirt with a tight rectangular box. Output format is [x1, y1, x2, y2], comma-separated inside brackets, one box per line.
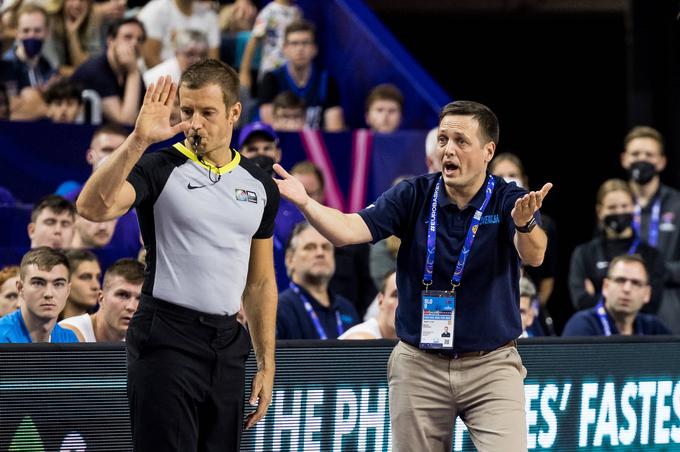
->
[277, 286, 359, 339]
[357, 173, 529, 354]
[0, 310, 78, 343]
[562, 306, 670, 336]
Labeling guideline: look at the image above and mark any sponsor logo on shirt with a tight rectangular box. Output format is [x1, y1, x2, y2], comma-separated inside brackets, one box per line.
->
[236, 189, 258, 203]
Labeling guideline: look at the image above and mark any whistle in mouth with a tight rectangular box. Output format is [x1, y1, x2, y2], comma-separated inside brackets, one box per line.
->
[192, 135, 201, 149]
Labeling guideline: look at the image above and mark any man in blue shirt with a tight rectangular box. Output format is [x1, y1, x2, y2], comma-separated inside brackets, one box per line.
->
[0, 247, 78, 343]
[563, 254, 670, 336]
[274, 100, 552, 451]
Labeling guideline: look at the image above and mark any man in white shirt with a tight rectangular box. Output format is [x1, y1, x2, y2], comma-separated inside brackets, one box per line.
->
[339, 271, 398, 340]
[143, 29, 209, 86]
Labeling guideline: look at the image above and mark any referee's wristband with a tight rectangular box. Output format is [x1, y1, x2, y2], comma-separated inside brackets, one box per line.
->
[515, 217, 537, 233]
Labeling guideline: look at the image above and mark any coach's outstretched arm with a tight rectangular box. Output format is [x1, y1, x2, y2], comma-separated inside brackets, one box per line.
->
[273, 164, 373, 247]
[77, 76, 188, 221]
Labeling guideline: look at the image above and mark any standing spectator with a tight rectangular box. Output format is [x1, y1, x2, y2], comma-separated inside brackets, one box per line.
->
[43, 77, 83, 122]
[259, 20, 344, 131]
[70, 17, 145, 125]
[60, 257, 143, 341]
[569, 179, 665, 313]
[0, 247, 78, 343]
[0, 266, 20, 317]
[61, 249, 101, 320]
[621, 125, 680, 333]
[137, 0, 219, 69]
[277, 222, 359, 339]
[271, 90, 305, 131]
[339, 270, 398, 340]
[364, 83, 403, 133]
[238, 0, 301, 89]
[563, 254, 670, 336]
[27, 195, 75, 250]
[143, 29, 209, 86]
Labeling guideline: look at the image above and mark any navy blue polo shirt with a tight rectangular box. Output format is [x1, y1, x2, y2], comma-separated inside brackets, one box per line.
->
[357, 172, 528, 353]
[277, 286, 359, 340]
[562, 306, 670, 336]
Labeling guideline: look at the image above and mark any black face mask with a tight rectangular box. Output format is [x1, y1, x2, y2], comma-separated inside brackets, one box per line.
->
[603, 213, 633, 234]
[628, 161, 657, 185]
[249, 155, 275, 177]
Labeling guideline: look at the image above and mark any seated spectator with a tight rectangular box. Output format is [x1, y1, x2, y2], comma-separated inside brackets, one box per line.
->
[91, 0, 126, 46]
[290, 160, 324, 204]
[137, 0, 219, 69]
[44, 0, 101, 76]
[238, 120, 282, 162]
[71, 216, 117, 249]
[519, 276, 537, 338]
[369, 235, 399, 295]
[276, 222, 359, 339]
[61, 249, 101, 319]
[238, 0, 301, 90]
[569, 178, 665, 313]
[0, 247, 78, 342]
[43, 77, 83, 123]
[339, 270, 397, 340]
[70, 17, 145, 125]
[259, 20, 344, 131]
[0, 266, 20, 317]
[60, 257, 142, 341]
[563, 254, 670, 336]
[271, 90, 305, 131]
[27, 194, 75, 249]
[364, 83, 403, 133]
[424, 126, 440, 173]
[143, 29, 209, 86]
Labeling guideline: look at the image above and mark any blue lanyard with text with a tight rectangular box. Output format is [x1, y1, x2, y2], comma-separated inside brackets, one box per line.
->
[633, 196, 661, 247]
[423, 175, 496, 291]
[627, 234, 640, 255]
[595, 302, 612, 337]
[289, 283, 343, 339]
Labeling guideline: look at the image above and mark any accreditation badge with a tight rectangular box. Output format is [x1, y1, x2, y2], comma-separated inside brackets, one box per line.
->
[420, 290, 455, 349]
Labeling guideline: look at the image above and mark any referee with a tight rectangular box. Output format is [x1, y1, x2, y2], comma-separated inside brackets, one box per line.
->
[77, 60, 279, 451]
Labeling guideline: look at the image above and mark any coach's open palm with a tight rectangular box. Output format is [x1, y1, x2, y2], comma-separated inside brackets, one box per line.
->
[134, 75, 188, 146]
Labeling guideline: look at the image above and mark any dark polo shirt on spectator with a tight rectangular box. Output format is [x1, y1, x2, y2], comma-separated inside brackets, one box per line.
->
[562, 306, 670, 336]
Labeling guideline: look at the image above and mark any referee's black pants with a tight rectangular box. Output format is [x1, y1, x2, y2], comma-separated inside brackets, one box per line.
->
[126, 296, 251, 452]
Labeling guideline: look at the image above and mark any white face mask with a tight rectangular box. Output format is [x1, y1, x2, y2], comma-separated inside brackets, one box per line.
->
[503, 176, 524, 188]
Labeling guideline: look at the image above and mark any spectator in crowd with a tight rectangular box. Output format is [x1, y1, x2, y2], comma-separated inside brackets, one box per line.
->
[271, 90, 305, 131]
[43, 77, 83, 122]
[621, 125, 680, 333]
[259, 20, 344, 131]
[61, 249, 101, 319]
[339, 270, 398, 340]
[71, 216, 117, 249]
[238, 120, 281, 162]
[290, 160, 324, 204]
[519, 276, 537, 338]
[0, 247, 78, 342]
[238, 0, 301, 89]
[60, 257, 142, 341]
[70, 17, 145, 126]
[143, 29, 209, 86]
[0, 84, 9, 119]
[563, 254, 670, 336]
[137, 0, 219, 69]
[0, 266, 20, 317]
[277, 222, 359, 339]
[424, 126, 440, 173]
[92, 0, 126, 44]
[569, 178, 665, 313]
[44, 0, 101, 76]
[27, 194, 75, 250]
[364, 83, 403, 133]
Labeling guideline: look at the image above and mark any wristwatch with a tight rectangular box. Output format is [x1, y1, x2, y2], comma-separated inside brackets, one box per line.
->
[515, 217, 537, 233]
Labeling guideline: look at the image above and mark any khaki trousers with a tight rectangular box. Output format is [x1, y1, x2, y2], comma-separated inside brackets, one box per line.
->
[388, 341, 528, 452]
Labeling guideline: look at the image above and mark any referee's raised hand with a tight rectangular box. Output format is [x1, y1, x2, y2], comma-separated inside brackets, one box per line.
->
[134, 75, 188, 146]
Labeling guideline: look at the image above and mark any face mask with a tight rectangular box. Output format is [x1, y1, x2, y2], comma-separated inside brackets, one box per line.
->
[503, 176, 524, 188]
[603, 213, 633, 234]
[21, 38, 43, 59]
[627, 161, 656, 185]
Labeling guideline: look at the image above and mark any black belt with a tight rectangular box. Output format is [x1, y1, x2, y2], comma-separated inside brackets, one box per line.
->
[426, 340, 517, 360]
[140, 294, 237, 328]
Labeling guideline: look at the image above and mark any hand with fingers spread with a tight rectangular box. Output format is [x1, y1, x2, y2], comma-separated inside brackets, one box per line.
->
[272, 163, 311, 208]
[511, 182, 554, 227]
[244, 367, 274, 429]
[134, 75, 188, 147]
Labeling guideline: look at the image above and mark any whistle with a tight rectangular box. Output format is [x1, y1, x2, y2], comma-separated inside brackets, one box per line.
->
[192, 135, 201, 150]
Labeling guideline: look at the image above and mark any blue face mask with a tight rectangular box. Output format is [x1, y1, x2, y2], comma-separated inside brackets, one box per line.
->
[21, 38, 43, 58]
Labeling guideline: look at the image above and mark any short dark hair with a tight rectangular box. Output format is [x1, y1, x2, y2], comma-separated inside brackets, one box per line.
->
[180, 59, 240, 110]
[607, 254, 649, 283]
[103, 258, 145, 289]
[106, 17, 146, 41]
[20, 247, 70, 280]
[380, 270, 396, 294]
[438, 100, 499, 146]
[285, 19, 316, 42]
[92, 123, 129, 142]
[365, 84, 403, 112]
[290, 161, 324, 192]
[43, 79, 83, 105]
[273, 91, 305, 113]
[624, 126, 664, 155]
[64, 249, 99, 275]
[31, 195, 75, 223]
[489, 152, 526, 179]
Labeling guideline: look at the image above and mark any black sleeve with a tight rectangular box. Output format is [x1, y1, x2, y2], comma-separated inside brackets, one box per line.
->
[254, 170, 280, 239]
[568, 244, 599, 311]
[126, 150, 177, 208]
[323, 75, 341, 109]
[643, 247, 666, 314]
[357, 179, 417, 243]
[258, 71, 280, 105]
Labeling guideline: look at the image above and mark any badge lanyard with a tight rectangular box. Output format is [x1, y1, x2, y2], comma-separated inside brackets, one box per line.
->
[422, 175, 496, 292]
[633, 196, 661, 247]
[595, 301, 612, 337]
[289, 283, 343, 339]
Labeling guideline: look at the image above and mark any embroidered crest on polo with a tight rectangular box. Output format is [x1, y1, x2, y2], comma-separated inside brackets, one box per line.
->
[235, 189, 258, 203]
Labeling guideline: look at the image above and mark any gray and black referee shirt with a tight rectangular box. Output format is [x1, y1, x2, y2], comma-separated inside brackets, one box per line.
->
[127, 142, 279, 315]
